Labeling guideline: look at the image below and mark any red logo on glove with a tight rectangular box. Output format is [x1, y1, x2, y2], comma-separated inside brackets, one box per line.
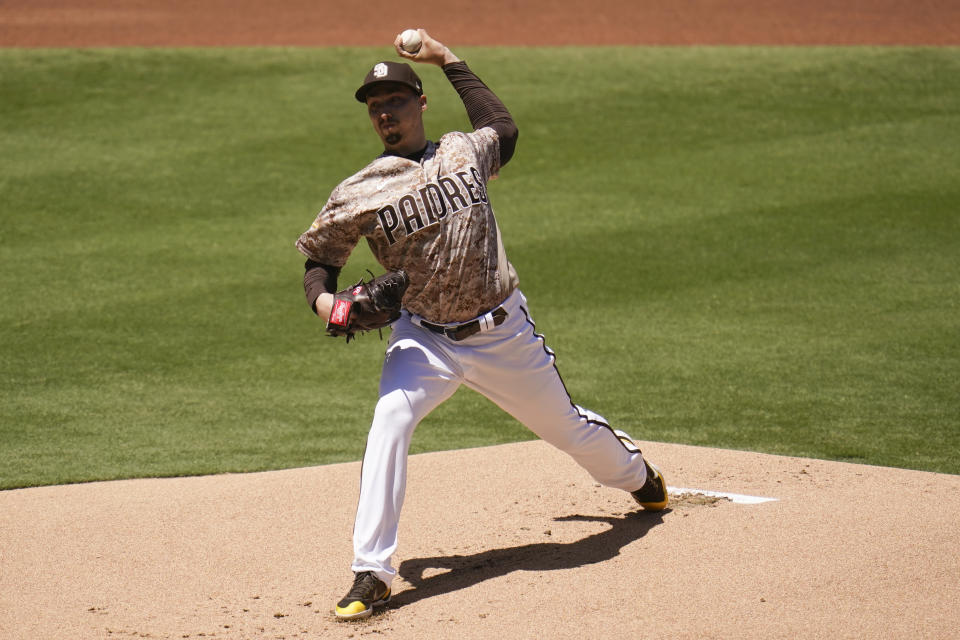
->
[330, 298, 353, 326]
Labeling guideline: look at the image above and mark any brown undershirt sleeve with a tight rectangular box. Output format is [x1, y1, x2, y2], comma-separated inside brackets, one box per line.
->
[303, 259, 341, 314]
[442, 61, 519, 166]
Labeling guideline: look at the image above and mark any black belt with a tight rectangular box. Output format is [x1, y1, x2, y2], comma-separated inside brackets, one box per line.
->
[419, 307, 508, 341]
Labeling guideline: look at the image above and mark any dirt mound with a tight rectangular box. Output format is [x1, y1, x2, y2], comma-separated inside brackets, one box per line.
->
[2, 440, 958, 639]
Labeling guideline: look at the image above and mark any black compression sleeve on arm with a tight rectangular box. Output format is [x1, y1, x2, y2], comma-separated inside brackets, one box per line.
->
[303, 259, 341, 314]
[442, 61, 519, 166]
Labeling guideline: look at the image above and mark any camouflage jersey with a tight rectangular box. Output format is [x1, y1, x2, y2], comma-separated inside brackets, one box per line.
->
[296, 127, 519, 324]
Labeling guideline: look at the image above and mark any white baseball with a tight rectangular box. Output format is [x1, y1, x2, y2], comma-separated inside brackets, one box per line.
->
[400, 29, 422, 54]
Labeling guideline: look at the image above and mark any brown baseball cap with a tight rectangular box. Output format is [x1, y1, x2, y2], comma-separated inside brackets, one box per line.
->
[355, 61, 423, 103]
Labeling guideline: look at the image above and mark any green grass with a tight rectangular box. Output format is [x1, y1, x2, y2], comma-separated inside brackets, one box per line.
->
[2, 46, 958, 489]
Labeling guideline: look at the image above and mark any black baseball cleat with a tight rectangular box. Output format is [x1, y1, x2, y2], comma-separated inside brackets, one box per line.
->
[335, 571, 391, 621]
[631, 459, 669, 511]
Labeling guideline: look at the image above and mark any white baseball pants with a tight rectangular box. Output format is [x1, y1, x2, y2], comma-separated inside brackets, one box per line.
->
[350, 289, 648, 586]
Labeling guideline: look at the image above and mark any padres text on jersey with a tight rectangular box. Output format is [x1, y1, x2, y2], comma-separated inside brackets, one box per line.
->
[376, 166, 488, 245]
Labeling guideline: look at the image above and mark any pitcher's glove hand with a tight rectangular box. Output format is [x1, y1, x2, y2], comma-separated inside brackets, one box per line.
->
[326, 270, 409, 341]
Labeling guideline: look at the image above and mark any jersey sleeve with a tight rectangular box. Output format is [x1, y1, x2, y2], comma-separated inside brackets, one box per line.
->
[443, 61, 518, 167]
[295, 183, 362, 267]
[465, 127, 503, 182]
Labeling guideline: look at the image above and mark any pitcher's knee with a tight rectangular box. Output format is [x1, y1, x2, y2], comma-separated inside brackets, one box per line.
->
[369, 390, 418, 441]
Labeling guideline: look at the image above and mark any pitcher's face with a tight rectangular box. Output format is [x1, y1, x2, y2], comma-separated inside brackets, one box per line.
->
[366, 83, 428, 154]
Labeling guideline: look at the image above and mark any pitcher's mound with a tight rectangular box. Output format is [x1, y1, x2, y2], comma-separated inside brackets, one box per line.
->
[2, 440, 958, 639]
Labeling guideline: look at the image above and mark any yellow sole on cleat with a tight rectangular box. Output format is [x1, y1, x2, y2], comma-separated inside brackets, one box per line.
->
[639, 495, 669, 511]
[336, 607, 373, 621]
[334, 588, 390, 621]
[636, 462, 669, 511]
[335, 600, 373, 620]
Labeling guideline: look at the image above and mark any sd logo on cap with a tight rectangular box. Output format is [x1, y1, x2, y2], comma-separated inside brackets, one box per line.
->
[355, 61, 423, 103]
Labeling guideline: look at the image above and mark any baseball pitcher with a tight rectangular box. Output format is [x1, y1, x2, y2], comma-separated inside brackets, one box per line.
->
[295, 29, 669, 621]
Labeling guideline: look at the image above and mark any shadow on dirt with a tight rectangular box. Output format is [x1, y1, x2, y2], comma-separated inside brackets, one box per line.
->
[392, 511, 667, 608]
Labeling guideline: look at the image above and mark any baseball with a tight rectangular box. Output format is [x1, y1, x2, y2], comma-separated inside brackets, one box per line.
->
[400, 29, 422, 54]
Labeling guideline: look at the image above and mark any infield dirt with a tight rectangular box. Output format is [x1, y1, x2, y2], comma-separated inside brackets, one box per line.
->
[1, 2, 959, 638]
[2, 441, 959, 639]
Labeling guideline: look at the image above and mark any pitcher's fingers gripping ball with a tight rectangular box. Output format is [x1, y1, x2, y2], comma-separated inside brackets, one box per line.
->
[399, 29, 422, 53]
[326, 270, 409, 342]
[394, 28, 439, 60]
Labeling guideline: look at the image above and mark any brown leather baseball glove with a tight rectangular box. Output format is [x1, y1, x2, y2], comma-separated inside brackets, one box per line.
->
[326, 270, 409, 342]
